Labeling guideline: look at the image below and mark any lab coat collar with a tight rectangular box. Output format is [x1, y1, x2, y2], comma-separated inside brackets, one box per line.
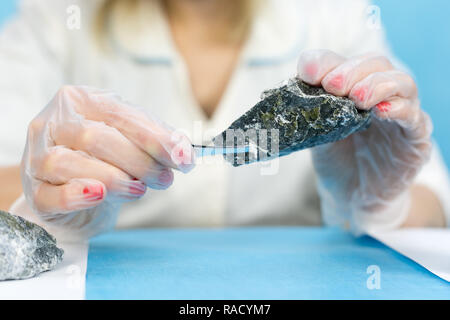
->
[108, 0, 304, 66]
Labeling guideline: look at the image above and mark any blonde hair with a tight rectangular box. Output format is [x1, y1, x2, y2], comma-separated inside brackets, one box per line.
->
[94, 0, 137, 49]
[94, 0, 258, 50]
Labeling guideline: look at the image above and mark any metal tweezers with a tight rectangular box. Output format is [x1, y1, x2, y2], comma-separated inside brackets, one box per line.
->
[192, 144, 250, 157]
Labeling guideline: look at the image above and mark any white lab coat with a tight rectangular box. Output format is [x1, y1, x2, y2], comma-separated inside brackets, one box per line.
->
[1, 0, 449, 230]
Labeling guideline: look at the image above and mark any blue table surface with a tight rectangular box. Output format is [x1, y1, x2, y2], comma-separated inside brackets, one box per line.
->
[86, 227, 450, 299]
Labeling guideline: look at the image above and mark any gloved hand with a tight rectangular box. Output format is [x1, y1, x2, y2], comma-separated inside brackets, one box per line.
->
[20, 86, 195, 240]
[297, 50, 433, 233]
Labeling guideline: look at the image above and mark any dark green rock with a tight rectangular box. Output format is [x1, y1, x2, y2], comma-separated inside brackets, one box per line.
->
[213, 78, 371, 166]
[0, 210, 63, 281]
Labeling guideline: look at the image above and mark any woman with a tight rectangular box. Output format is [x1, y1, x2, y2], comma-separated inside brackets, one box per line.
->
[0, 0, 448, 240]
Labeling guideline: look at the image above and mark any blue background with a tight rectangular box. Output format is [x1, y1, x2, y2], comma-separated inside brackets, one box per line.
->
[0, 0, 449, 166]
[86, 227, 450, 299]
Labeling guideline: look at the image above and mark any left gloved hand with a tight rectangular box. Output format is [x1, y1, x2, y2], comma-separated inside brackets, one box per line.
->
[297, 49, 433, 233]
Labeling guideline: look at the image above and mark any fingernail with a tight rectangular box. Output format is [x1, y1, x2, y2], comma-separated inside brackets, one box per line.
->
[83, 184, 104, 201]
[115, 180, 146, 198]
[353, 87, 367, 102]
[376, 101, 391, 112]
[171, 145, 195, 173]
[171, 146, 187, 164]
[128, 182, 146, 195]
[328, 74, 344, 89]
[304, 63, 318, 77]
[158, 170, 173, 185]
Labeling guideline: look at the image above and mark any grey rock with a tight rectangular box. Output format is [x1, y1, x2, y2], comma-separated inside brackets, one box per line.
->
[0, 210, 63, 281]
[213, 78, 371, 166]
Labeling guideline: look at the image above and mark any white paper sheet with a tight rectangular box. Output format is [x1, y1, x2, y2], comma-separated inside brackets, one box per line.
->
[370, 228, 450, 282]
[0, 241, 88, 300]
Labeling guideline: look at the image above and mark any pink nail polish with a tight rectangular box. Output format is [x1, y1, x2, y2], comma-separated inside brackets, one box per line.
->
[178, 148, 194, 168]
[328, 75, 344, 89]
[305, 63, 318, 77]
[127, 179, 146, 194]
[376, 101, 391, 112]
[353, 87, 367, 102]
[129, 185, 146, 195]
[83, 185, 104, 201]
[158, 171, 173, 185]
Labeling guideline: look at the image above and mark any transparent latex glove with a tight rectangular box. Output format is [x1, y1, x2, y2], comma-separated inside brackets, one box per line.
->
[297, 50, 433, 233]
[20, 86, 195, 241]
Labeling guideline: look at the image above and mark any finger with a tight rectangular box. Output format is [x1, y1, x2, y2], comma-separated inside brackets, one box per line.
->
[373, 97, 432, 141]
[349, 70, 418, 109]
[51, 120, 174, 189]
[297, 49, 346, 85]
[322, 54, 394, 96]
[55, 86, 195, 173]
[33, 146, 163, 200]
[33, 178, 106, 214]
[372, 99, 433, 175]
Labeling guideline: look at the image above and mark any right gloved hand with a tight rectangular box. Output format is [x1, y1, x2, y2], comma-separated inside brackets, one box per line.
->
[20, 86, 195, 240]
[297, 49, 433, 233]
